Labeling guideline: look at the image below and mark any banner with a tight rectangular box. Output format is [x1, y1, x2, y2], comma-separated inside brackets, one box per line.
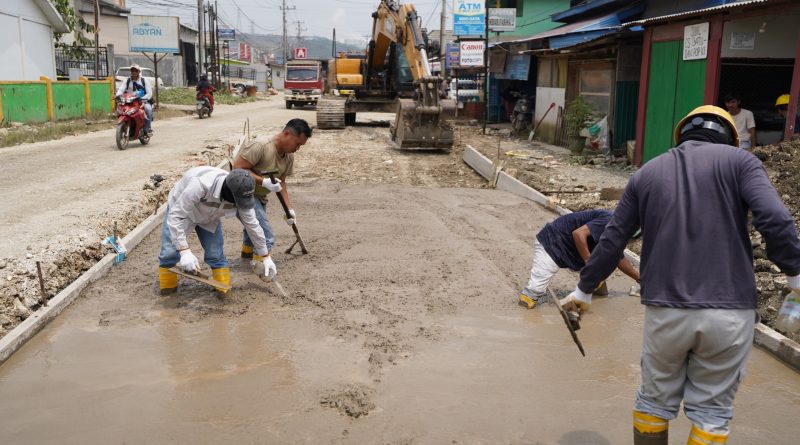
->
[128, 15, 180, 53]
[453, 1, 485, 36]
[459, 40, 485, 67]
[446, 42, 460, 69]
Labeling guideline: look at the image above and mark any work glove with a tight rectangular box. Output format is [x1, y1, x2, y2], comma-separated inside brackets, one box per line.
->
[285, 208, 296, 226]
[560, 286, 593, 317]
[178, 249, 200, 273]
[261, 178, 282, 193]
[788, 274, 800, 292]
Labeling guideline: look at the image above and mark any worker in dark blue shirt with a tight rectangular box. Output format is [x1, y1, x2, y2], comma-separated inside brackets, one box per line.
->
[518, 209, 640, 309]
[561, 105, 800, 444]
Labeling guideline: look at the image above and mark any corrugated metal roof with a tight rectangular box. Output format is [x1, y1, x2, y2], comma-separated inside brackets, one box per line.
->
[623, 0, 770, 26]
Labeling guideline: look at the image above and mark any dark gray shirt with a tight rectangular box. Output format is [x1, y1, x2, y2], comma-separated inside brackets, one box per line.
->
[578, 140, 800, 309]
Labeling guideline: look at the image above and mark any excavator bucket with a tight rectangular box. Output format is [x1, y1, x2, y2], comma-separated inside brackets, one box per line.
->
[391, 98, 456, 151]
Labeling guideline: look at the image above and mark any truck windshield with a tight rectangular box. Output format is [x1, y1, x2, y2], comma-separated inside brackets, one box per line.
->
[287, 68, 318, 81]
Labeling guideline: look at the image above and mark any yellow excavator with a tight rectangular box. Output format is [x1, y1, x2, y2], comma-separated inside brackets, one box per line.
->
[316, 0, 455, 150]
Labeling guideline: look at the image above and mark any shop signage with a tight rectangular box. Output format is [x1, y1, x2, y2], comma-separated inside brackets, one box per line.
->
[218, 28, 235, 41]
[459, 40, 485, 67]
[730, 32, 755, 50]
[488, 8, 516, 32]
[683, 22, 709, 60]
[446, 42, 460, 69]
[128, 15, 179, 53]
[430, 61, 442, 72]
[453, 1, 485, 36]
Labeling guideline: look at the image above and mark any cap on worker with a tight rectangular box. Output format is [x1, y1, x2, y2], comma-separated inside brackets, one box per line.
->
[130, 64, 142, 72]
[674, 105, 739, 147]
[776, 94, 791, 107]
[224, 169, 256, 210]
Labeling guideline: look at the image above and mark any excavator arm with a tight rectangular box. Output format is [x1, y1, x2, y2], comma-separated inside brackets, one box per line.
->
[369, 1, 454, 149]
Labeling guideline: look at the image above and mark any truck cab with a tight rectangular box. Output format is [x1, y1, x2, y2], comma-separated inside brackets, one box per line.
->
[284, 60, 325, 109]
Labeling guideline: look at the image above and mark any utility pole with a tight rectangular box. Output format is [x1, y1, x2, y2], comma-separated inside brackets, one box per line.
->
[93, 0, 100, 79]
[294, 20, 306, 47]
[197, 0, 204, 78]
[440, 0, 446, 57]
[280, 0, 295, 63]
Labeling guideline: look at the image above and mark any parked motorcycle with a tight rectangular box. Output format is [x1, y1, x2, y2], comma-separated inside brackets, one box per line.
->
[114, 92, 150, 150]
[511, 92, 533, 135]
[196, 93, 212, 119]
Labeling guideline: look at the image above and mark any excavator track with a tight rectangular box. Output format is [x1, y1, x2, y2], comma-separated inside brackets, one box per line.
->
[316, 98, 346, 129]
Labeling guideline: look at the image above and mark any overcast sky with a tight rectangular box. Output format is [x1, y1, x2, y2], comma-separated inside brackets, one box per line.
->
[125, 0, 450, 46]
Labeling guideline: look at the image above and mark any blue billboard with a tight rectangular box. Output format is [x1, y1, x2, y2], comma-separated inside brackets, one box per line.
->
[453, 1, 485, 36]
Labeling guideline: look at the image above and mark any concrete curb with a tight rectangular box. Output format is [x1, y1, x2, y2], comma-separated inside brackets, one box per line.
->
[463, 144, 799, 371]
[0, 203, 168, 366]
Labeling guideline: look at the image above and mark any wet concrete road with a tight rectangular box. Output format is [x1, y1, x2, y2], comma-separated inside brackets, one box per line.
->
[0, 183, 798, 444]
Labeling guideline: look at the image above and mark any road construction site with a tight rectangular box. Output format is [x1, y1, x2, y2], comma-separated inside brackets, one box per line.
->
[0, 99, 799, 443]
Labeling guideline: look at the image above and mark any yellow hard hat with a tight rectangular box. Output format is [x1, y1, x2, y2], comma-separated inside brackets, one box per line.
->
[776, 94, 790, 107]
[674, 105, 739, 147]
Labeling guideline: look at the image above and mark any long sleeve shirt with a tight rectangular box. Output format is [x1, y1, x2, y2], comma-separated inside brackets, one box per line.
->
[578, 140, 800, 309]
[115, 76, 152, 101]
[166, 167, 268, 256]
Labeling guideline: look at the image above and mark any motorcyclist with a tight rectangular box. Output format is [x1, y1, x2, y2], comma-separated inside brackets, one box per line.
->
[115, 64, 153, 135]
[196, 74, 215, 112]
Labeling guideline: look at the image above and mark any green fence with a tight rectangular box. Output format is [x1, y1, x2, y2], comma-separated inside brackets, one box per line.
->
[0, 82, 49, 123]
[52, 82, 86, 120]
[88, 82, 112, 114]
[0, 77, 113, 124]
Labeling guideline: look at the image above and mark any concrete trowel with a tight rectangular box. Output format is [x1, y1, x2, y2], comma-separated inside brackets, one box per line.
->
[547, 287, 586, 357]
[168, 267, 232, 291]
[251, 260, 288, 298]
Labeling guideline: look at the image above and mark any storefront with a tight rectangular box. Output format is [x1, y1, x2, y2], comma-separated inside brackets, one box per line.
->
[631, 0, 800, 164]
[487, 43, 535, 123]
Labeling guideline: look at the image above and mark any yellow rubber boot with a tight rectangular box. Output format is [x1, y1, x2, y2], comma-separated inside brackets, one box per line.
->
[212, 267, 231, 294]
[633, 411, 668, 445]
[241, 244, 254, 259]
[519, 294, 537, 309]
[159, 267, 178, 295]
[687, 425, 727, 445]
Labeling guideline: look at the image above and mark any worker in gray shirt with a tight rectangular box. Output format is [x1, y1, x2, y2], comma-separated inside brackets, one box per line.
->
[560, 105, 800, 445]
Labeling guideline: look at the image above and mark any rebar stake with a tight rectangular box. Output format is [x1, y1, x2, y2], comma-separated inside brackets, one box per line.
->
[35, 261, 48, 307]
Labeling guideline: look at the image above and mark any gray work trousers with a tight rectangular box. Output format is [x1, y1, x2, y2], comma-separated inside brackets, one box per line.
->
[634, 306, 755, 434]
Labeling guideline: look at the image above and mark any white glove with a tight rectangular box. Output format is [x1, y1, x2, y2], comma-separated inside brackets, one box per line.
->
[178, 249, 200, 273]
[261, 178, 282, 193]
[788, 274, 800, 291]
[285, 208, 296, 226]
[263, 255, 277, 280]
[559, 286, 593, 316]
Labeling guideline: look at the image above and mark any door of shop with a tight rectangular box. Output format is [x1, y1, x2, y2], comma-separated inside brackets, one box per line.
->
[643, 40, 707, 161]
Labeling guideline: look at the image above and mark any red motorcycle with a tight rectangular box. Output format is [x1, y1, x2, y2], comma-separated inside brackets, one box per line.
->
[115, 92, 150, 150]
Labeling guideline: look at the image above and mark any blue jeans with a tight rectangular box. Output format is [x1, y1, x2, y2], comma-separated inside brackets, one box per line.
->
[242, 200, 275, 252]
[143, 102, 153, 132]
[158, 209, 228, 269]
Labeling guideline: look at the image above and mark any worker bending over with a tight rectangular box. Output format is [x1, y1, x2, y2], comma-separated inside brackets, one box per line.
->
[561, 105, 800, 444]
[518, 209, 640, 309]
[158, 167, 275, 294]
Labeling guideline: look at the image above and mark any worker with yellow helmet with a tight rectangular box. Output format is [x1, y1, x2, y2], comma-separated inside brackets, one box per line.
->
[775, 93, 800, 138]
[560, 104, 800, 445]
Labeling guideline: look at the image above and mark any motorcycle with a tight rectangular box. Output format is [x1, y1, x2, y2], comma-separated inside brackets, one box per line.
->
[511, 92, 533, 135]
[114, 92, 150, 150]
[196, 93, 212, 119]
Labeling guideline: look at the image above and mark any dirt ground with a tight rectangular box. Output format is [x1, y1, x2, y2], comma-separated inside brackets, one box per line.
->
[1, 180, 798, 444]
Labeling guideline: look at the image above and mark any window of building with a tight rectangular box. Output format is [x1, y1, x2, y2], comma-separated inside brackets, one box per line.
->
[579, 68, 612, 116]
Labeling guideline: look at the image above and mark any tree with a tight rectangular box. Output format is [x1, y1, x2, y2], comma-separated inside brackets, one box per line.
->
[52, 0, 95, 57]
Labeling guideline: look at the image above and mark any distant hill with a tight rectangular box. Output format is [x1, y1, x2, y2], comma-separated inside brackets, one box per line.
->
[236, 33, 365, 62]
